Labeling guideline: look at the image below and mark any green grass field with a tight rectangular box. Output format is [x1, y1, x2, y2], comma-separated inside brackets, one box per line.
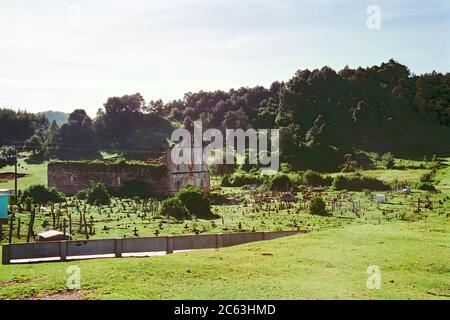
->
[1, 215, 449, 300]
[0, 158, 449, 299]
[0, 160, 48, 191]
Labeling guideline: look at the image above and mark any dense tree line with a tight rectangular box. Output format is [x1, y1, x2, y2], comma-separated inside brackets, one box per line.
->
[0, 60, 449, 171]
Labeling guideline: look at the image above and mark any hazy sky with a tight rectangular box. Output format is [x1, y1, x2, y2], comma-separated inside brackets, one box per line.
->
[1, 0, 449, 116]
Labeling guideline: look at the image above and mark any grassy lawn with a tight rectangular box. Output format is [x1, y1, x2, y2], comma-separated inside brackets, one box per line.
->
[0, 160, 48, 192]
[327, 168, 429, 183]
[1, 215, 449, 300]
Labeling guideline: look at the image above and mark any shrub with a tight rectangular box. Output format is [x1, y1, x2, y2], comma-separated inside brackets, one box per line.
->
[309, 197, 329, 216]
[339, 153, 361, 172]
[221, 174, 233, 187]
[209, 193, 228, 205]
[415, 182, 437, 192]
[302, 170, 331, 186]
[232, 173, 261, 187]
[86, 182, 111, 205]
[76, 190, 87, 200]
[160, 197, 190, 220]
[419, 172, 433, 183]
[119, 180, 152, 199]
[176, 186, 213, 219]
[270, 174, 292, 191]
[381, 152, 395, 169]
[21, 185, 66, 205]
[221, 173, 262, 187]
[333, 174, 389, 191]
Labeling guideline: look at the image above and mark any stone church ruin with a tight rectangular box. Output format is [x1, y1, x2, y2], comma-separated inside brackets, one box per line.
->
[48, 149, 210, 197]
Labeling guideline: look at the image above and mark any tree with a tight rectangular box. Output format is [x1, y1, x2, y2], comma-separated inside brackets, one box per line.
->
[176, 186, 213, 219]
[309, 197, 328, 216]
[160, 197, 190, 220]
[55, 109, 100, 160]
[339, 153, 361, 172]
[86, 183, 111, 205]
[95, 93, 172, 156]
[24, 135, 43, 156]
[304, 114, 327, 146]
[21, 185, 65, 205]
[270, 174, 292, 191]
[381, 152, 395, 169]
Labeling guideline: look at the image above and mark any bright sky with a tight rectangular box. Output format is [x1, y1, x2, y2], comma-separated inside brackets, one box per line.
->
[0, 0, 449, 116]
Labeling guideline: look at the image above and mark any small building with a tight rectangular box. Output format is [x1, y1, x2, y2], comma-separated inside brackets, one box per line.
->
[38, 230, 71, 242]
[0, 189, 13, 220]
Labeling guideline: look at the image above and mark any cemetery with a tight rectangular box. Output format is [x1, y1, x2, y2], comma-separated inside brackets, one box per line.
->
[0, 156, 449, 299]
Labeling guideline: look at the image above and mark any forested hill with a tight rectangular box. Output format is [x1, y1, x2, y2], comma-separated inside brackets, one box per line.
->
[38, 111, 69, 126]
[1, 59, 449, 171]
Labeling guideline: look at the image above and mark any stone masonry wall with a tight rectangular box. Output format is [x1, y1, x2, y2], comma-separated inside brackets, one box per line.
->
[48, 162, 168, 196]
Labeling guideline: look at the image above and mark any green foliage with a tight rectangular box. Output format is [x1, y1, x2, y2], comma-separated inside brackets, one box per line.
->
[160, 197, 190, 220]
[175, 186, 213, 219]
[86, 182, 111, 205]
[54, 109, 100, 160]
[419, 172, 433, 183]
[0, 108, 49, 144]
[21, 185, 66, 205]
[302, 170, 332, 186]
[270, 174, 292, 191]
[415, 182, 437, 192]
[339, 153, 361, 172]
[309, 197, 328, 216]
[333, 174, 390, 191]
[118, 181, 152, 199]
[221, 173, 262, 187]
[221, 174, 233, 187]
[381, 152, 395, 169]
[76, 190, 87, 200]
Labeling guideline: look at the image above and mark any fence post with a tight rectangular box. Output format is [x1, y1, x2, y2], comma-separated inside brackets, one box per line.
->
[263, 232, 271, 240]
[166, 236, 174, 254]
[2, 244, 11, 264]
[60, 241, 67, 261]
[216, 233, 223, 248]
[115, 239, 123, 258]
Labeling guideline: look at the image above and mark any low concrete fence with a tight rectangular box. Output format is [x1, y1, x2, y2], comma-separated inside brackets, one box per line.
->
[2, 230, 305, 264]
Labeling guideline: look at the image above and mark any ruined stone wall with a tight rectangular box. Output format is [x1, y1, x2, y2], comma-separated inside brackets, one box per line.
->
[48, 155, 210, 197]
[48, 162, 168, 196]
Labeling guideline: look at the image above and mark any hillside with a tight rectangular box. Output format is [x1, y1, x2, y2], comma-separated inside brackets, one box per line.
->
[38, 111, 69, 126]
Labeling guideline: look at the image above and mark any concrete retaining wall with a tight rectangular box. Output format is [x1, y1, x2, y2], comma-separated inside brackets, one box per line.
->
[2, 230, 306, 264]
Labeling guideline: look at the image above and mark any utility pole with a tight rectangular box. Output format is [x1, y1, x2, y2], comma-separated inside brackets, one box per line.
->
[14, 144, 18, 201]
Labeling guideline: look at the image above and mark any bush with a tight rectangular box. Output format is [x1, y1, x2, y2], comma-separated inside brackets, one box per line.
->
[415, 182, 437, 192]
[76, 190, 87, 200]
[221, 174, 233, 187]
[221, 173, 262, 187]
[176, 186, 213, 219]
[270, 174, 292, 191]
[302, 170, 332, 186]
[381, 152, 395, 169]
[119, 180, 152, 199]
[232, 173, 261, 187]
[419, 172, 433, 183]
[86, 182, 111, 205]
[309, 197, 328, 216]
[160, 197, 190, 220]
[21, 185, 66, 205]
[333, 174, 389, 191]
